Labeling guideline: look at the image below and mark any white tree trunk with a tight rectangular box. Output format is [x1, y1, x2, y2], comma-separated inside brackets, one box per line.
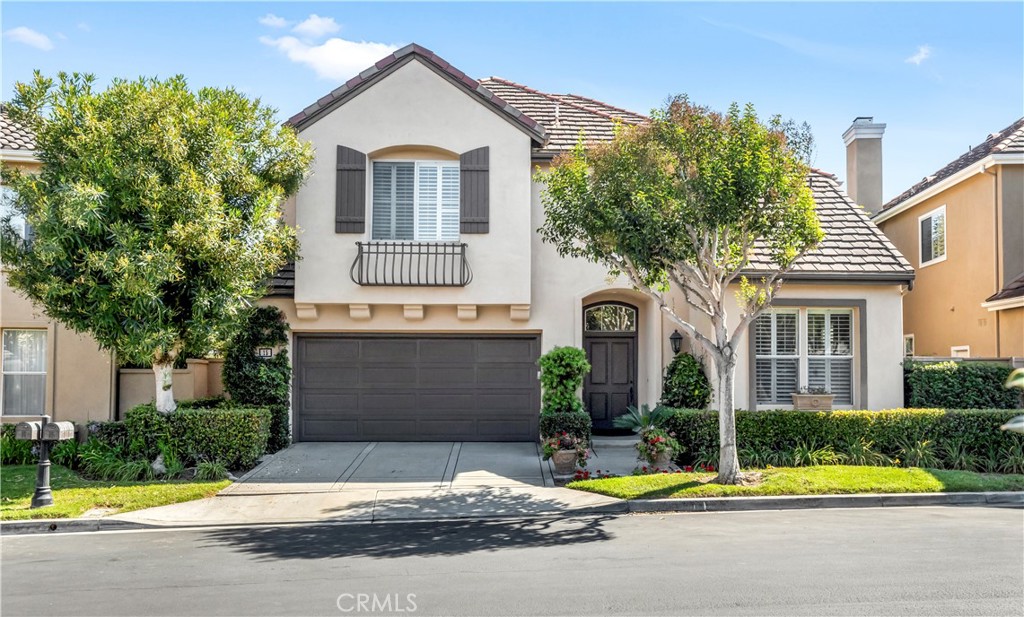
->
[714, 358, 742, 484]
[153, 362, 177, 414]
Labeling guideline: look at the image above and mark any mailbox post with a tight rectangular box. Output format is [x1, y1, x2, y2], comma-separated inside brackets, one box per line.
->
[14, 416, 77, 508]
[31, 416, 53, 508]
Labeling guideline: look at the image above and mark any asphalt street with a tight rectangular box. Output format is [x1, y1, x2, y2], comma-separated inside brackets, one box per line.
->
[2, 506, 1022, 616]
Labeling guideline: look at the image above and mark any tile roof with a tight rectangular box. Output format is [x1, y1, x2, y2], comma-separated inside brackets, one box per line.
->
[266, 262, 295, 297]
[882, 117, 1024, 212]
[286, 44, 547, 145]
[746, 171, 914, 282]
[478, 78, 648, 158]
[985, 272, 1024, 303]
[0, 107, 36, 151]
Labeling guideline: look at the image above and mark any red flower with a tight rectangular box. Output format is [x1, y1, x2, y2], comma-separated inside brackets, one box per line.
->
[707, 465, 716, 472]
[684, 466, 693, 472]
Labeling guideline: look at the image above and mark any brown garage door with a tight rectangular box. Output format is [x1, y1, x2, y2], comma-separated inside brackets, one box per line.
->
[293, 334, 541, 441]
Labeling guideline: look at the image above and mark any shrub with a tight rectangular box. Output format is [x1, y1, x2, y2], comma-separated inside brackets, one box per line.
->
[224, 306, 292, 453]
[168, 407, 270, 470]
[660, 353, 711, 409]
[79, 440, 154, 481]
[664, 408, 1023, 471]
[195, 460, 229, 481]
[88, 420, 129, 450]
[906, 361, 1019, 409]
[538, 346, 591, 414]
[1, 425, 35, 465]
[539, 410, 592, 444]
[124, 403, 170, 461]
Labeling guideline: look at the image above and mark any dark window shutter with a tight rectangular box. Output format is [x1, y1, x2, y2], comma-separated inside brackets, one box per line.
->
[920, 217, 932, 263]
[460, 146, 489, 234]
[336, 145, 367, 233]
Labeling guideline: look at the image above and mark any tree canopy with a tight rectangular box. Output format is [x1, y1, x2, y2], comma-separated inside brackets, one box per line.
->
[538, 96, 823, 483]
[1, 72, 312, 410]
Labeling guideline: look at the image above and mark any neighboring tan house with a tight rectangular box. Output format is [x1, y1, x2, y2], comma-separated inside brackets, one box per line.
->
[264, 44, 913, 442]
[862, 117, 1024, 358]
[1, 45, 915, 440]
[0, 109, 117, 425]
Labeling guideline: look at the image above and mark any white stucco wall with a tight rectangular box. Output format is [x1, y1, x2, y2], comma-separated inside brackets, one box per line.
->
[294, 59, 534, 307]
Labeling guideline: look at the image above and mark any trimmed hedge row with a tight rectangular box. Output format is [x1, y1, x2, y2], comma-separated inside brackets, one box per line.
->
[123, 402, 270, 470]
[905, 361, 1019, 409]
[664, 408, 1024, 472]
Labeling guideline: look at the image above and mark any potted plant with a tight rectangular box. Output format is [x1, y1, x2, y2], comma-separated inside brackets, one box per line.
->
[541, 432, 589, 477]
[791, 386, 835, 411]
[636, 427, 682, 468]
[613, 404, 682, 468]
[537, 346, 593, 479]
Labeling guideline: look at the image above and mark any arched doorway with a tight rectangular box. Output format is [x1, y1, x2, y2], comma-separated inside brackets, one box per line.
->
[582, 301, 638, 429]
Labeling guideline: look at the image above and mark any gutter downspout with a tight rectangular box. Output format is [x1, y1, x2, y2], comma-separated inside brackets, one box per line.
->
[982, 164, 1000, 356]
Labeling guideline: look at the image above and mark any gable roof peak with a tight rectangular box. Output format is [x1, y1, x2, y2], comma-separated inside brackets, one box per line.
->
[286, 44, 547, 144]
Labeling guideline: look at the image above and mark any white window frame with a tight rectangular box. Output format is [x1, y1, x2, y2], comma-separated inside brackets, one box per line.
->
[904, 334, 915, 357]
[1, 328, 48, 416]
[755, 307, 857, 409]
[371, 159, 460, 242]
[918, 205, 947, 268]
[950, 345, 970, 358]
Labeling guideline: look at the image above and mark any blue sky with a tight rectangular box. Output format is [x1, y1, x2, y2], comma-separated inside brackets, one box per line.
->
[3, 2, 1022, 201]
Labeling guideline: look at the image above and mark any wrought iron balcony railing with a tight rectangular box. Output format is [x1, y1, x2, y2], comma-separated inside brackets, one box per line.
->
[349, 241, 473, 287]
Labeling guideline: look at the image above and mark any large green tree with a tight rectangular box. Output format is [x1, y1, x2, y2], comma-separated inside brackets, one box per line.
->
[539, 96, 822, 484]
[0, 72, 312, 413]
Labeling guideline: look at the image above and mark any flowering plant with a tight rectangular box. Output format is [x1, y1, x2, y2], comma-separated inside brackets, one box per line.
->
[541, 431, 589, 467]
[635, 427, 682, 464]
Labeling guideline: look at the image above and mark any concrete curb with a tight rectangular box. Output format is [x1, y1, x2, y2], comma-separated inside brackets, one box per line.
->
[2, 491, 1019, 535]
[1, 518, 151, 536]
[626, 491, 1024, 513]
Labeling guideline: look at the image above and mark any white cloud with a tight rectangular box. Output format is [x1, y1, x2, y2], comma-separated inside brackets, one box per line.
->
[76, 22, 90, 32]
[55, 32, 68, 40]
[261, 35, 398, 81]
[905, 45, 932, 66]
[259, 13, 289, 28]
[291, 14, 340, 40]
[4, 26, 54, 51]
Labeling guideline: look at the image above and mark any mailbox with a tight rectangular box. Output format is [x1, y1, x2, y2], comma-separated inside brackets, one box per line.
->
[41, 421, 76, 442]
[15, 421, 42, 441]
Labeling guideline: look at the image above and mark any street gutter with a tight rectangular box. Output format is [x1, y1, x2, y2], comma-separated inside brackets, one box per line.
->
[2, 491, 1020, 535]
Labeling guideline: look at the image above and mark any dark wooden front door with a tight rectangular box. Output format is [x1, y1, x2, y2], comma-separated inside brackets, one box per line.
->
[582, 303, 638, 430]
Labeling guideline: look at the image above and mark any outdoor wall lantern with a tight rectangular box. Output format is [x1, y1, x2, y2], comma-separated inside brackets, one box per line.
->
[669, 330, 683, 355]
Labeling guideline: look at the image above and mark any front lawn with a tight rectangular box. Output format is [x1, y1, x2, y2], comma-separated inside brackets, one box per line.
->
[0, 465, 230, 520]
[568, 465, 1024, 500]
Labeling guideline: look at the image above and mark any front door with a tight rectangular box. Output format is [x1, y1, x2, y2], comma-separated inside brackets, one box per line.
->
[582, 303, 638, 430]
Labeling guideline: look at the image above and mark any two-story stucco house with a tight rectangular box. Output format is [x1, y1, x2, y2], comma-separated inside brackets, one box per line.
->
[261, 44, 913, 442]
[1, 45, 915, 440]
[863, 117, 1024, 358]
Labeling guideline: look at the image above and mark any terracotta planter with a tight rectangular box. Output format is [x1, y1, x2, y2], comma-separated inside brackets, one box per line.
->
[651, 450, 674, 469]
[791, 393, 835, 411]
[551, 449, 578, 478]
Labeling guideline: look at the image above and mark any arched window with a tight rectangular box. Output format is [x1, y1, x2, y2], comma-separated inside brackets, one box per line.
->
[584, 304, 637, 332]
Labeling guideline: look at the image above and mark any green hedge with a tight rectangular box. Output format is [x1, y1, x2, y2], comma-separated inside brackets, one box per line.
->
[167, 406, 270, 470]
[539, 410, 593, 443]
[906, 361, 1020, 409]
[664, 408, 1024, 472]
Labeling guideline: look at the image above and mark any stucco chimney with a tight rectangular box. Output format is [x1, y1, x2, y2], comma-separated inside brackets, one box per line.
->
[843, 117, 886, 214]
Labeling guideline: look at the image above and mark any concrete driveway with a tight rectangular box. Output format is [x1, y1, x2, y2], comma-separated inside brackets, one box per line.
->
[223, 441, 553, 495]
[114, 442, 621, 527]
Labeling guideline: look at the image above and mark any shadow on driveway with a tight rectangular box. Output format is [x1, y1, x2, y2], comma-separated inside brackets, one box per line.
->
[202, 515, 615, 560]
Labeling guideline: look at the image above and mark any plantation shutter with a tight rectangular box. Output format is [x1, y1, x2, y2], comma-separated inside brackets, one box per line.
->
[460, 146, 489, 233]
[336, 145, 367, 233]
[754, 312, 799, 405]
[371, 162, 414, 240]
[807, 310, 854, 405]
